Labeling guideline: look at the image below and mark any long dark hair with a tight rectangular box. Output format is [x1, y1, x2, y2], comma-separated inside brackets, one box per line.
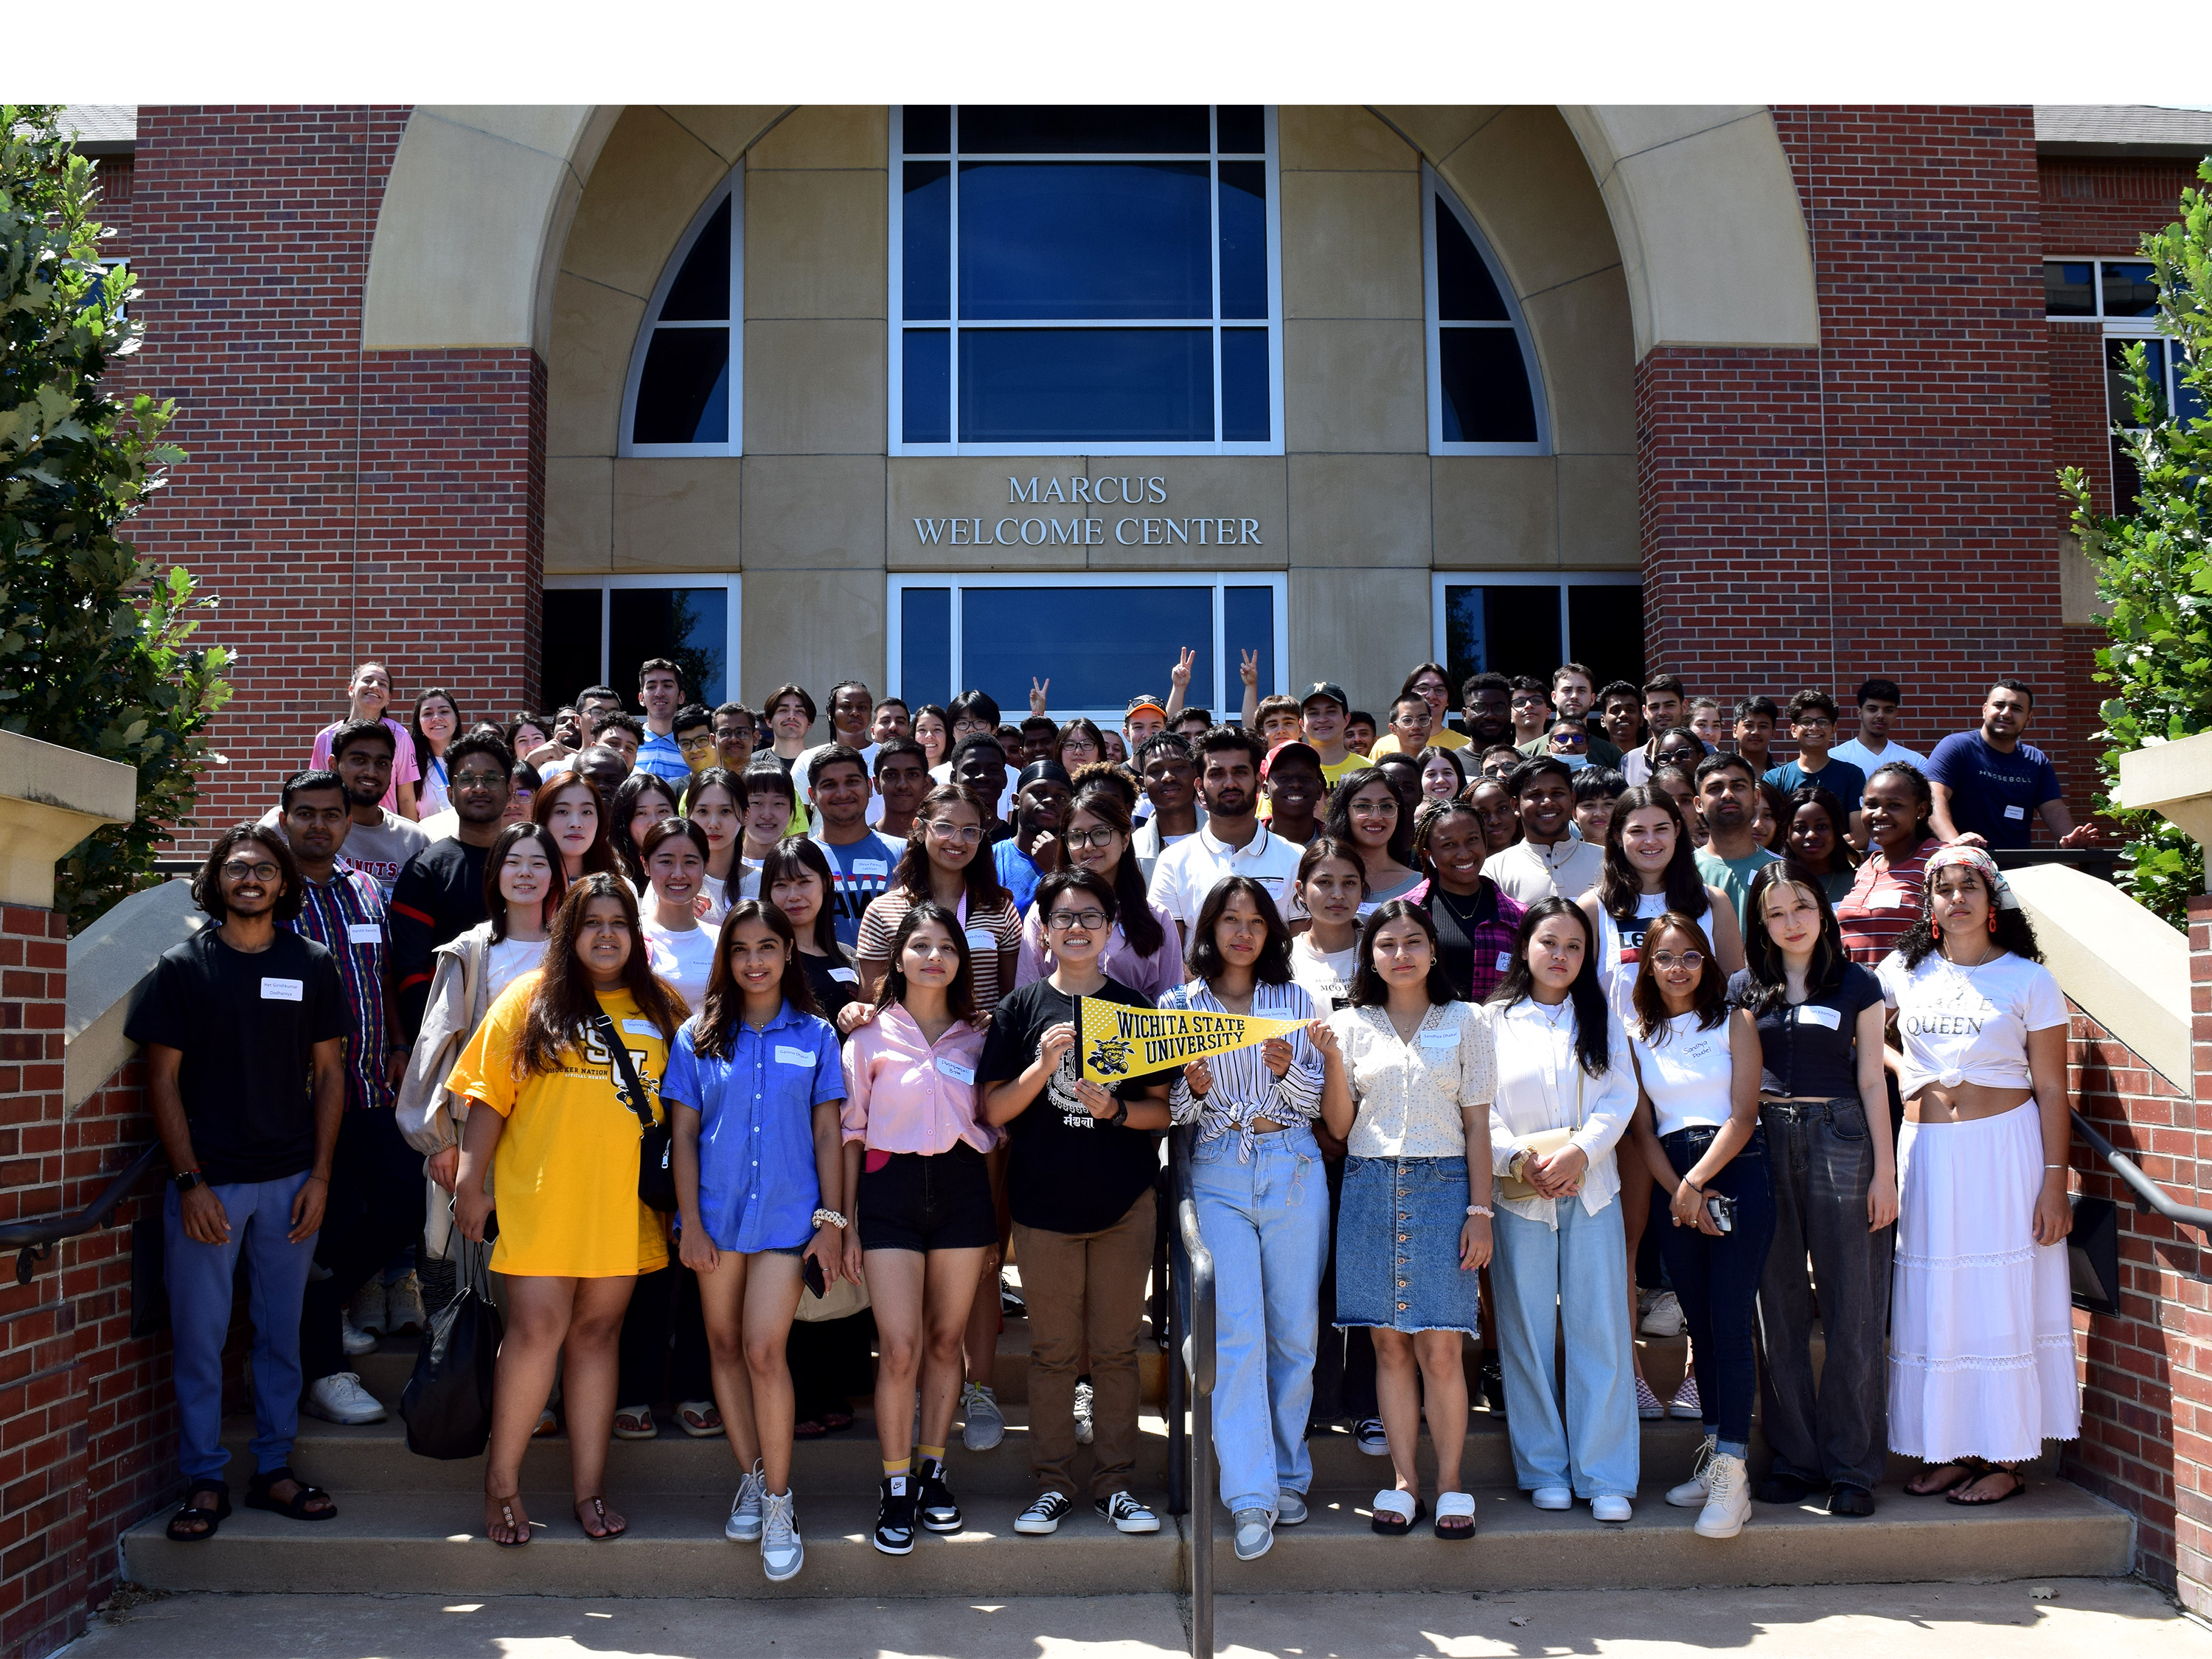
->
[1186, 876, 1294, 986]
[518, 874, 686, 1076]
[891, 783, 1008, 909]
[1897, 864, 2044, 970]
[609, 771, 682, 887]
[409, 686, 462, 771]
[482, 821, 567, 942]
[1054, 717, 1108, 768]
[692, 900, 822, 1061]
[192, 825, 303, 923]
[869, 899, 981, 1026]
[1630, 911, 1731, 1039]
[1324, 767, 1414, 867]
[529, 773, 618, 877]
[759, 835, 841, 956]
[1754, 780, 1791, 852]
[1736, 860, 1850, 1014]
[1596, 785, 1709, 925]
[1063, 785, 1164, 958]
[1349, 899, 1458, 1008]
[1486, 897, 1612, 1076]
[1784, 785, 1860, 877]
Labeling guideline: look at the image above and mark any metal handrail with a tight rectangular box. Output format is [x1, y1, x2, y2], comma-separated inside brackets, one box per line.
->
[0, 1142, 164, 1285]
[2073, 1110, 2212, 1241]
[1166, 1134, 1217, 1659]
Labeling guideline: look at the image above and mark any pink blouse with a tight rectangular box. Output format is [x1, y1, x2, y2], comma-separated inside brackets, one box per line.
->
[840, 1006, 996, 1156]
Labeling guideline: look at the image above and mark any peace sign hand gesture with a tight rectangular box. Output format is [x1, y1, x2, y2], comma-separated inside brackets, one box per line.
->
[1239, 649, 1260, 689]
[1169, 647, 1196, 691]
[1029, 676, 1051, 715]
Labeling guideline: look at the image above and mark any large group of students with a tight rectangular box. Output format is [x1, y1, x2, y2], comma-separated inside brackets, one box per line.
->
[132, 648, 2093, 1576]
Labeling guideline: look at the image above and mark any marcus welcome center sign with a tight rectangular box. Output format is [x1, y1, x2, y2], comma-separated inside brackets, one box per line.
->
[910, 476, 1268, 549]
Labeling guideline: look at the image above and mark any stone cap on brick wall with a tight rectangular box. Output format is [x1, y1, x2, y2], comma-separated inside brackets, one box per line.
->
[63, 878, 201, 1114]
[0, 731, 136, 910]
[2010, 861, 2191, 1091]
[2118, 730, 2212, 870]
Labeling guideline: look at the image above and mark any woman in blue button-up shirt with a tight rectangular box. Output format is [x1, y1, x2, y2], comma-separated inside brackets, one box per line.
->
[664, 900, 846, 1582]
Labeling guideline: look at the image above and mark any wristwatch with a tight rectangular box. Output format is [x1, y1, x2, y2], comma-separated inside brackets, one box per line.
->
[173, 1169, 204, 1193]
[1109, 1099, 1130, 1129]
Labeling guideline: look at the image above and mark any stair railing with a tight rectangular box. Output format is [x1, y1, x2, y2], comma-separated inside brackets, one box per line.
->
[2073, 1109, 2212, 1240]
[0, 1142, 163, 1285]
[1165, 1130, 1217, 1659]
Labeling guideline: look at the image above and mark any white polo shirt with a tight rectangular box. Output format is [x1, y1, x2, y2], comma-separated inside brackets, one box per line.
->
[1484, 836, 1604, 907]
[1147, 820, 1305, 933]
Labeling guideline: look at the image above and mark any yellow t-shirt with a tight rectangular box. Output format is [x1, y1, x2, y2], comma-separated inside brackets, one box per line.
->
[1320, 754, 1371, 789]
[1368, 729, 1470, 758]
[446, 973, 672, 1279]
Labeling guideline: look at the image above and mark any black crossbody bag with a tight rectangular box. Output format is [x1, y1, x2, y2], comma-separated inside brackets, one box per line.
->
[591, 1011, 678, 1212]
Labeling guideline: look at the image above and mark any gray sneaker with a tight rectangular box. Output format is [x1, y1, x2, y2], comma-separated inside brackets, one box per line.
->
[1232, 1506, 1274, 1561]
[725, 1461, 766, 1542]
[1275, 1490, 1309, 1526]
[961, 1382, 1006, 1452]
[759, 1488, 803, 1582]
[1073, 1380, 1095, 1445]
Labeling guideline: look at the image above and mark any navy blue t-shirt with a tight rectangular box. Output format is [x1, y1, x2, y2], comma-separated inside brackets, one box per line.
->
[1925, 731, 2062, 850]
[1764, 757, 1867, 813]
[815, 832, 901, 949]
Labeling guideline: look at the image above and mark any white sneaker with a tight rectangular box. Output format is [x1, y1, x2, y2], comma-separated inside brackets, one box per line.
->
[347, 1280, 387, 1338]
[759, 1489, 803, 1582]
[726, 1461, 766, 1542]
[1531, 1486, 1573, 1511]
[383, 1272, 426, 1335]
[1639, 1289, 1686, 1336]
[961, 1382, 1006, 1452]
[341, 1315, 378, 1357]
[303, 1371, 386, 1425]
[1073, 1380, 1095, 1446]
[1666, 1436, 1719, 1508]
[1592, 1495, 1634, 1523]
[1694, 1453, 1750, 1539]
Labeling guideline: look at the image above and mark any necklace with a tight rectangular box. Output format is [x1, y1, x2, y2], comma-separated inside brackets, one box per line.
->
[1531, 995, 1572, 1030]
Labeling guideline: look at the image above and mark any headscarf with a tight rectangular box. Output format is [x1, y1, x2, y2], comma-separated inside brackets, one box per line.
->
[1922, 842, 2021, 910]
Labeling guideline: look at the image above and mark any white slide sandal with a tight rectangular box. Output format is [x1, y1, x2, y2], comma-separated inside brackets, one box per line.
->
[1433, 1490, 1477, 1540]
[1371, 1488, 1422, 1535]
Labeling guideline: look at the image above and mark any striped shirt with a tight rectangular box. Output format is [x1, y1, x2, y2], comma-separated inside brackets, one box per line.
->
[283, 868, 394, 1111]
[1834, 835, 1938, 966]
[854, 888, 1025, 1013]
[1161, 979, 1324, 1161]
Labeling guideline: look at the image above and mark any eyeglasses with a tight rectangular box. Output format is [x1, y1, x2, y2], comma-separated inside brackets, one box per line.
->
[926, 821, 983, 844]
[677, 734, 717, 752]
[220, 860, 280, 882]
[1511, 696, 1548, 709]
[1047, 909, 1109, 931]
[1062, 827, 1119, 850]
[452, 769, 508, 789]
[1550, 733, 1588, 748]
[1649, 950, 1705, 970]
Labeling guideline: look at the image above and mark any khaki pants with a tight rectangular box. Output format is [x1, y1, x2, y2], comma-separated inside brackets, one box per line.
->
[1012, 1187, 1155, 1500]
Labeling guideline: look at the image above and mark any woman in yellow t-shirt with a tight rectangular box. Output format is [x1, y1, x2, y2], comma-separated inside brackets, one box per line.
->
[451, 873, 687, 1548]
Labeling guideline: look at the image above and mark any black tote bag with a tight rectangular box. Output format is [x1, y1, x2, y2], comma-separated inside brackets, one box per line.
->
[400, 1231, 503, 1459]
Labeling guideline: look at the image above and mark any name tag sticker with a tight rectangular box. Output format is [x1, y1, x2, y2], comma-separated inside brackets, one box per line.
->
[1798, 1005, 1843, 1030]
[1419, 1029, 1459, 1049]
[345, 922, 381, 946]
[936, 1057, 978, 1085]
[1495, 951, 1513, 973]
[622, 1018, 658, 1036]
[828, 967, 858, 984]
[2003, 804, 2026, 820]
[1869, 889, 1905, 910]
[260, 977, 303, 1002]
[773, 1045, 814, 1067]
[852, 859, 888, 877]
[965, 928, 995, 951]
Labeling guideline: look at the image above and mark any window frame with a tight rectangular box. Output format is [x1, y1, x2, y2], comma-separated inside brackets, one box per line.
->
[886, 571, 1289, 724]
[619, 175, 743, 458]
[541, 574, 743, 706]
[886, 106, 1286, 458]
[1423, 164, 1549, 458]
[1428, 570, 1641, 678]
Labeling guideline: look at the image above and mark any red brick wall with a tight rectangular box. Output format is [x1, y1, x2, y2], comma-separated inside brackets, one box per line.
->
[0, 908, 170, 1659]
[2050, 321, 2113, 521]
[2042, 156, 2205, 255]
[124, 106, 543, 852]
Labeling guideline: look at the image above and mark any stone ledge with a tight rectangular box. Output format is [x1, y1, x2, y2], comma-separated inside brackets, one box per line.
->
[2010, 861, 2191, 1091]
[0, 731, 136, 910]
[63, 878, 201, 1114]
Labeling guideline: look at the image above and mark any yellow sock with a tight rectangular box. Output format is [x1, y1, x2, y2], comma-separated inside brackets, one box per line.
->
[918, 1444, 946, 1467]
[882, 1457, 911, 1478]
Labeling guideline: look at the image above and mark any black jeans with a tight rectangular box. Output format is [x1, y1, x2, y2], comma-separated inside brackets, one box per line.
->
[1310, 1152, 1377, 1423]
[1756, 1097, 1894, 1490]
[617, 1262, 712, 1409]
[299, 1107, 425, 1383]
[1653, 1125, 1775, 1453]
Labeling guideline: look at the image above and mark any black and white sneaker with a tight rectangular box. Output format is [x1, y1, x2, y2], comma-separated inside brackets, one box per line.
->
[916, 1456, 963, 1534]
[872, 1474, 917, 1555]
[1095, 1490, 1160, 1534]
[1013, 1490, 1074, 1535]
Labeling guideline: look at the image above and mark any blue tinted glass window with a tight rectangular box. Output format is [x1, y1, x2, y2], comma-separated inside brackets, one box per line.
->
[1221, 329, 1269, 442]
[963, 586, 1214, 713]
[957, 106, 1209, 154]
[900, 588, 953, 709]
[903, 163, 950, 319]
[902, 330, 951, 444]
[2045, 260, 2095, 316]
[660, 198, 730, 321]
[540, 589, 602, 707]
[611, 587, 727, 706]
[904, 106, 951, 153]
[1217, 106, 1264, 154]
[633, 329, 728, 445]
[1435, 198, 1507, 322]
[1224, 586, 1275, 700]
[959, 329, 1211, 443]
[1439, 329, 1535, 444]
[1218, 163, 1267, 320]
[1567, 585, 1644, 686]
[959, 163, 1211, 320]
[2102, 261, 2160, 319]
[1444, 585, 1560, 687]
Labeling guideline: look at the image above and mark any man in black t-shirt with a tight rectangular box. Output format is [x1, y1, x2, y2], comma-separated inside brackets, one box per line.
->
[979, 870, 1169, 1539]
[390, 731, 513, 1039]
[127, 825, 347, 1539]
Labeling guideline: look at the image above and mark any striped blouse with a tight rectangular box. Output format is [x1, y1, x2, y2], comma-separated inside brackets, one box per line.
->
[1161, 978, 1325, 1161]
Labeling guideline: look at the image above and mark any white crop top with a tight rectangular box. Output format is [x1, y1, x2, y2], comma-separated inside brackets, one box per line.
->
[1875, 948, 2067, 1099]
[1630, 1010, 1736, 1138]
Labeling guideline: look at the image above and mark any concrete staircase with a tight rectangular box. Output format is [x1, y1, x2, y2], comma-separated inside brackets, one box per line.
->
[121, 1317, 2132, 1601]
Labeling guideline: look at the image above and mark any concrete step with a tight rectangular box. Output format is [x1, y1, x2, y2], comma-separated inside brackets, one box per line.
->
[121, 1474, 2132, 1601]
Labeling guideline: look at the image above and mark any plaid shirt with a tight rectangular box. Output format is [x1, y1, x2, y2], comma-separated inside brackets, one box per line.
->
[1425, 877, 1526, 1004]
[284, 867, 395, 1110]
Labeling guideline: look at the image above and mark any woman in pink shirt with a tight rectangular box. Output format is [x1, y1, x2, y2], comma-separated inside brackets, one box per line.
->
[838, 902, 997, 1556]
[310, 660, 420, 817]
[1015, 785, 1183, 999]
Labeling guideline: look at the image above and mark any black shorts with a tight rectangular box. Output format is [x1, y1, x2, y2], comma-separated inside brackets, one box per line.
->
[858, 1144, 998, 1253]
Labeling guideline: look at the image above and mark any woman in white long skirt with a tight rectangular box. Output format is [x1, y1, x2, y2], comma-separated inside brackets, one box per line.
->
[1876, 844, 2076, 1504]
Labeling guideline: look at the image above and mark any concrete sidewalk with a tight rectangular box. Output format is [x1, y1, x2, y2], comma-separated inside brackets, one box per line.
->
[64, 1578, 2208, 1658]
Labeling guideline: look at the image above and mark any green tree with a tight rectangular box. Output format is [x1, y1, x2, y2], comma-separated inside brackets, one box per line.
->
[1, 105, 231, 931]
[2062, 158, 2212, 928]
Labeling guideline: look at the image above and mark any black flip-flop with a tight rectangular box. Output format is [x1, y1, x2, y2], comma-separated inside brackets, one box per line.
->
[1905, 1459, 1982, 1497]
[165, 1481, 230, 1543]
[1947, 1467, 2028, 1507]
[575, 1495, 628, 1540]
[243, 1466, 335, 1521]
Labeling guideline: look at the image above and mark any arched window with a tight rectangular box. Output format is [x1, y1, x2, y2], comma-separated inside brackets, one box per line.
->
[890, 105, 1283, 456]
[1422, 166, 1546, 456]
[622, 177, 742, 455]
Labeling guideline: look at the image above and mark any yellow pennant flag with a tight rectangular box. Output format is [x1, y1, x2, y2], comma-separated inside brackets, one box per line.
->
[1079, 996, 1308, 1085]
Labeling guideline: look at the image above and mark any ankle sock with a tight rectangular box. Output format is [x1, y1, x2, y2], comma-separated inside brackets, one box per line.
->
[882, 1457, 911, 1479]
[917, 1444, 946, 1467]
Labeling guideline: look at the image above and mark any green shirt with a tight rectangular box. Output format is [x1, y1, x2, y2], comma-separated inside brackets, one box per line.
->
[1694, 844, 1781, 931]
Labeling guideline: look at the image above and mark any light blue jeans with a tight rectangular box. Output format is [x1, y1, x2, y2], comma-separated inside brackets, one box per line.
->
[1189, 1124, 1329, 1516]
[1491, 1196, 1640, 1499]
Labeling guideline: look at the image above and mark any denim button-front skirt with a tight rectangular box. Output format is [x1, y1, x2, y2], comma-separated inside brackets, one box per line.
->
[1335, 1155, 1480, 1335]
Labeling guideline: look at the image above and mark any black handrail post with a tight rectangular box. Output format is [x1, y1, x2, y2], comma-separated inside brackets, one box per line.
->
[1172, 1130, 1216, 1659]
[2072, 1110, 2212, 1241]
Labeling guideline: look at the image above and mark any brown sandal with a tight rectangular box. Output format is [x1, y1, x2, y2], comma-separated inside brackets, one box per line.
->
[574, 1495, 627, 1540]
[1905, 1459, 1980, 1497]
[486, 1490, 530, 1548]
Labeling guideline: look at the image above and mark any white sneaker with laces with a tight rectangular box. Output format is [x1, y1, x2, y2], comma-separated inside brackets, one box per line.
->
[383, 1272, 426, 1335]
[341, 1315, 378, 1357]
[726, 1461, 766, 1542]
[303, 1371, 386, 1425]
[348, 1280, 387, 1338]
[759, 1489, 803, 1582]
[1639, 1289, 1686, 1336]
[961, 1382, 1006, 1452]
[1694, 1453, 1750, 1539]
[1073, 1380, 1095, 1445]
[1095, 1490, 1159, 1533]
[1666, 1436, 1719, 1508]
